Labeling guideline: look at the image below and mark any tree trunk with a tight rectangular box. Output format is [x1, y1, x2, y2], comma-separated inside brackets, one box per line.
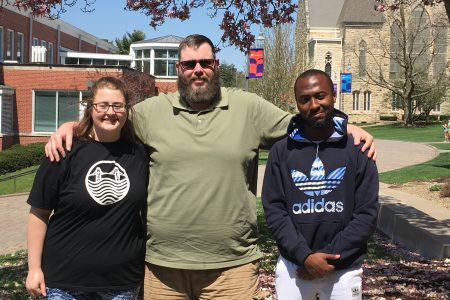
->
[294, 1, 308, 75]
[443, 0, 450, 23]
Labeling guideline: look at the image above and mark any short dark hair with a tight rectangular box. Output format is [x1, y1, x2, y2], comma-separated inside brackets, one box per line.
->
[178, 34, 216, 59]
[294, 69, 335, 98]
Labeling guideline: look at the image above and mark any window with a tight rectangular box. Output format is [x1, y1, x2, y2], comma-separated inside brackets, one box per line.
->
[134, 49, 149, 73]
[1, 94, 14, 133]
[33, 38, 39, 46]
[154, 49, 178, 76]
[134, 48, 178, 76]
[363, 91, 371, 111]
[433, 25, 447, 77]
[410, 6, 430, 73]
[0, 27, 3, 61]
[34, 90, 81, 132]
[432, 103, 440, 112]
[352, 91, 360, 110]
[48, 42, 54, 64]
[392, 92, 401, 111]
[6, 29, 14, 60]
[390, 22, 401, 79]
[17, 33, 24, 63]
[324, 52, 332, 77]
[359, 40, 367, 78]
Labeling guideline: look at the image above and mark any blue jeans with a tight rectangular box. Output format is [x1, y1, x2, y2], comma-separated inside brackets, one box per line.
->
[46, 286, 140, 300]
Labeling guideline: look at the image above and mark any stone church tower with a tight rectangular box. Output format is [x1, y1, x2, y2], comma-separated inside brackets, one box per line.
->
[300, 0, 449, 123]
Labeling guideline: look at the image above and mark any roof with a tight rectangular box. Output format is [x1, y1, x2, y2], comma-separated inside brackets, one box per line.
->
[134, 35, 185, 44]
[307, 0, 346, 27]
[337, 0, 385, 25]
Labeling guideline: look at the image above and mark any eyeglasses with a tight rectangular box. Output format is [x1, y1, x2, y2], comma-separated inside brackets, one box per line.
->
[179, 59, 216, 71]
[91, 102, 128, 113]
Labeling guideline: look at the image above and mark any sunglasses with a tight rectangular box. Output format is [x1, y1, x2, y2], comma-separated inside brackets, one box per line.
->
[179, 59, 216, 70]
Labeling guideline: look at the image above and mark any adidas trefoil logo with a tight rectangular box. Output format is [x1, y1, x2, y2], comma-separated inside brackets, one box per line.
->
[291, 157, 346, 196]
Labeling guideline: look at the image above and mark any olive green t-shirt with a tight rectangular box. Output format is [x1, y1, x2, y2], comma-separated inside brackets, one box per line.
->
[132, 88, 291, 269]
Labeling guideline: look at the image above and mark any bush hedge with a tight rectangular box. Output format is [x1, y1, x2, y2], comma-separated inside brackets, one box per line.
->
[0, 143, 45, 175]
[380, 115, 398, 121]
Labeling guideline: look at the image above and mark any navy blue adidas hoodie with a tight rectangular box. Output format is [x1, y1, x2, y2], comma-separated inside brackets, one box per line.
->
[262, 110, 378, 270]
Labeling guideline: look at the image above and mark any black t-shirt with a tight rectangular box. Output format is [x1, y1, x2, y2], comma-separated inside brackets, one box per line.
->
[28, 139, 149, 291]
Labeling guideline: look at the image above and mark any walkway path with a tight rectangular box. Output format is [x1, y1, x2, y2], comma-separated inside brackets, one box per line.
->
[0, 139, 448, 257]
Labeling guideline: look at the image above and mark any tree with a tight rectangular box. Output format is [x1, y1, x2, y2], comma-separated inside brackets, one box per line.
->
[413, 82, 448, 122]
[6, 0, 297, 51]
[115, 30, 146, 54]
[251, 24, 297, 112]
[219, 62, 246, 88]
[374, 0, 450, 23]
[354, 2, 449, 126]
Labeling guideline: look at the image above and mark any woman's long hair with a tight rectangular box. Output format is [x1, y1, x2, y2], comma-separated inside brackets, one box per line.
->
[76, 76, 137, 143]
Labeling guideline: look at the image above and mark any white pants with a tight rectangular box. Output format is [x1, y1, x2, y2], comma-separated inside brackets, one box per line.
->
[275, 255, 363, 300]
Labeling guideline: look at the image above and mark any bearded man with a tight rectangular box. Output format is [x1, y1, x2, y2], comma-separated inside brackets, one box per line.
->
[45, 35, 376, 299]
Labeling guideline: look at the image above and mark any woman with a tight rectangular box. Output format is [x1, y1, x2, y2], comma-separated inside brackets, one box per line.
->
[26, 77, 148, 299]
[443, 121, 449, 142]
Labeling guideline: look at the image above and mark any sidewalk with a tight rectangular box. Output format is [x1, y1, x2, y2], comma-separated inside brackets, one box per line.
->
[0, 193, 29, 255]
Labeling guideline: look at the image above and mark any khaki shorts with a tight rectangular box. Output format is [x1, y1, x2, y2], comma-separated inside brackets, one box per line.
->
[142, 261, 268, 300]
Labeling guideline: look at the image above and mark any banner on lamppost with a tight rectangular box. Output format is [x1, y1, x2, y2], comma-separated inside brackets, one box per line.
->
[340, 73, 352, 93]
[248, 48, 264, 78]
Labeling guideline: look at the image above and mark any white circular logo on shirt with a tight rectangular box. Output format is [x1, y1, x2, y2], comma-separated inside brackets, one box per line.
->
[85, 160, 130, 205]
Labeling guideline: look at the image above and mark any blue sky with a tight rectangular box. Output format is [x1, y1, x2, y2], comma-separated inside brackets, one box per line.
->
[59, 1, 248, 70]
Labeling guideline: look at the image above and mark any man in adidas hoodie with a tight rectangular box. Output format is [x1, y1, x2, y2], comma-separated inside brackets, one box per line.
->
[262, 69, 378, 300]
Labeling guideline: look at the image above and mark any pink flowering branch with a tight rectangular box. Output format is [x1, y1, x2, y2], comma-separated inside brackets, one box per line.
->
[5, 0, 297, 51]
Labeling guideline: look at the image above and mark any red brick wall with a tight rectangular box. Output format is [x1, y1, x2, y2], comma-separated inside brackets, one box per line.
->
[0, 8, 31, 62]
[0, 7, 114, 63]
[156, 81, 178, 94]
[0, 65, 155, 149]
[80, 40, 96, 53]
[32, 21, 57, 48]
[60, 32, 79, 51]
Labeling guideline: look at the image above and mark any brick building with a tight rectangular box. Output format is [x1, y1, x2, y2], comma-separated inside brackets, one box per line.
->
[0, 64, 155, 150]
[0, 5, 156, 150]
[0, 4, 116, 64]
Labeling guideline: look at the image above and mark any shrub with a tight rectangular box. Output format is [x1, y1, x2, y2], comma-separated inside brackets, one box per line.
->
[429, 184, 442, 192]
[380, 115, 398, 121]
[0, 143, 45, 175]
[440, 179, 450, 198]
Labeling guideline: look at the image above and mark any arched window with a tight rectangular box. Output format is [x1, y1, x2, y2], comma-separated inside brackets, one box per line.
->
[352, 91, 360, 111]
[390, 21, 401, 79]
[359, 40, 367, 77]
[364, 91, 371, 111]
[392, 92, 400, 111]
[410, 6, 431, 73]
[433, 25, 447, 76]
[325, 52, 332, 77]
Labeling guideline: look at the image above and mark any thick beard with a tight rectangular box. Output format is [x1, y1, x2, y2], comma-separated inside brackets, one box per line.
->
[178, 69, 221, 106]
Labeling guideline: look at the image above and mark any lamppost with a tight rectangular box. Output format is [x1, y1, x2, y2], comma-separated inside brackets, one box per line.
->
[245, 31, 265, 91]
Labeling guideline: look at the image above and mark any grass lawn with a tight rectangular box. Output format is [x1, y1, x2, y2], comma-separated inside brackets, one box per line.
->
[379, 153, 450, 184]
[259, 150, 269, 165]
[0, 167, 38, 196]
[429, 143, 450, 150]
[364, 123, 442, 143]
[0, 250, 29, 299]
